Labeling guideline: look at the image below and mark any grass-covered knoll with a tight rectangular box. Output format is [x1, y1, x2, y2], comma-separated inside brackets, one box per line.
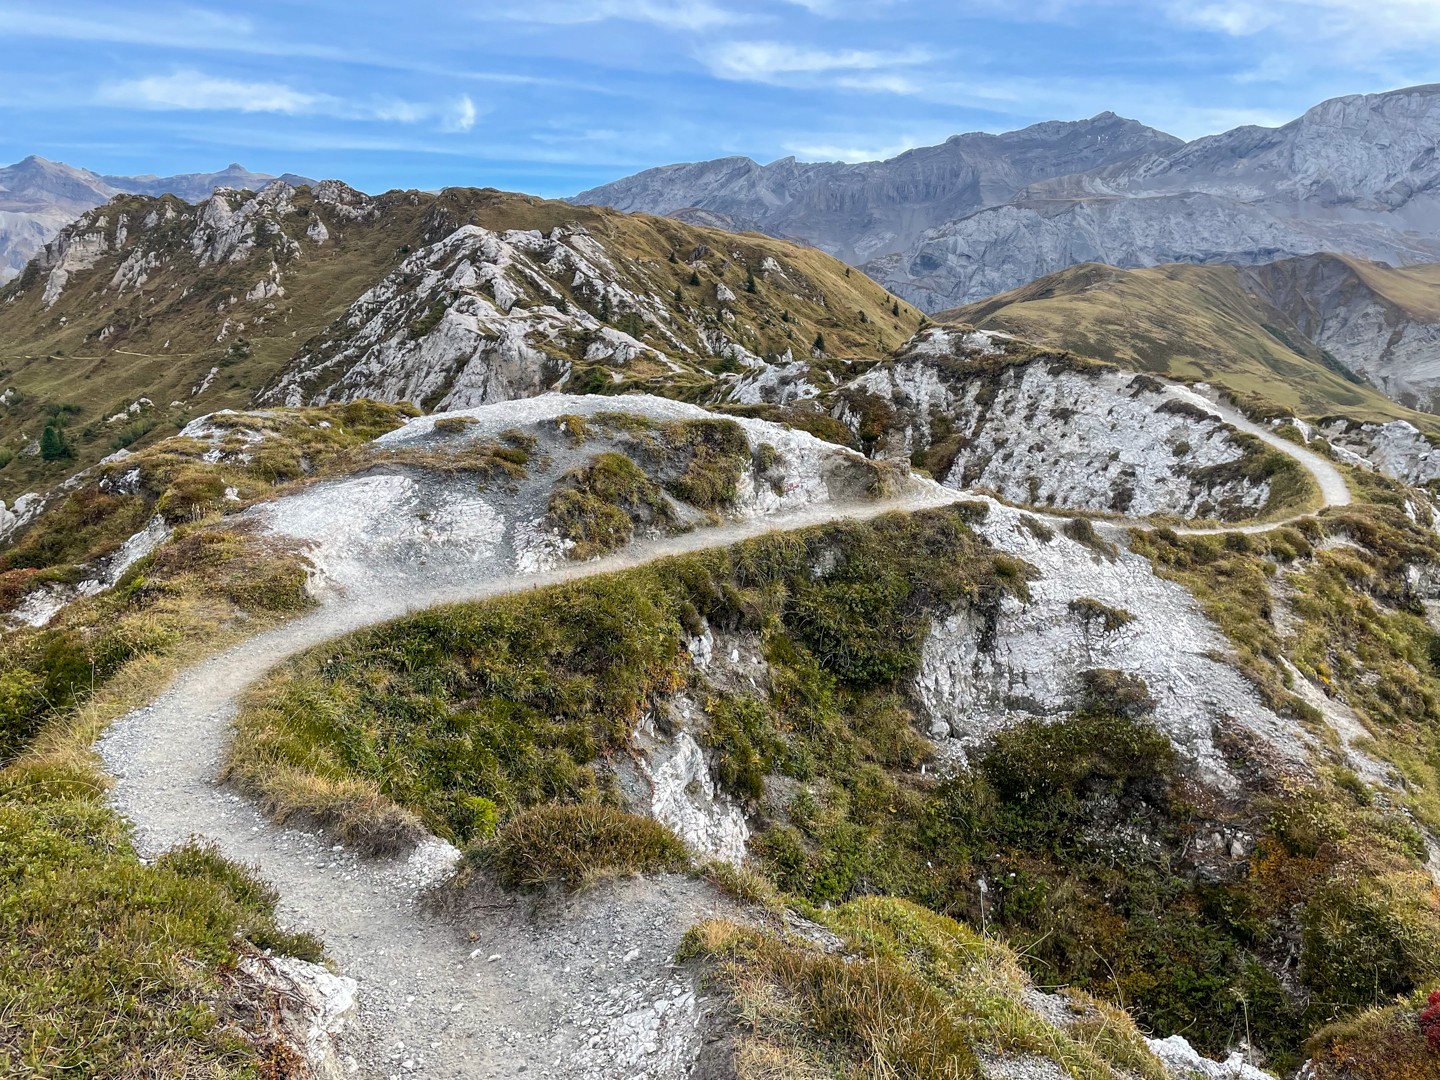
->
[0, 183, 918, 499]
[1306, 990, 1440, 1080]
[0, 512, 331, 1075]
[944, 261, 1440, 433]
[681, 897, 1168, 1080]
[543, 416, 754, 559]
[0, 400, 414, 618]
[226, 506, 1025, 851]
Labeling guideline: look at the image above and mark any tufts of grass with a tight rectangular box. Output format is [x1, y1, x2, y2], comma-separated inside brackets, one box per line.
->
[1067, 596, 1135, 634]
[477, 803, 690, 890]
[0, 509, 328, 1075]
[546, 451, 677, 560]
[1305, 994, 1440, 1080]
[680, 897, 1169, 1080]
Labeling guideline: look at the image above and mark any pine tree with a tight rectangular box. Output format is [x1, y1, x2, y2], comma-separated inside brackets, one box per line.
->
[892, 300, 901, 317]
[745, 268, 758, 294]
[668, 250, 678, 264]
[812, 332, 827, 355]
[40, 423, 70, 461]
[599, 294, 612, 322]
[673, 287, 684, 306]
[688, 270, 701, 287]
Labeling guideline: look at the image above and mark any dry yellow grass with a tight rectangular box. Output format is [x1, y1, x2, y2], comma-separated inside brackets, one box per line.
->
[945, 261, 1440, 433]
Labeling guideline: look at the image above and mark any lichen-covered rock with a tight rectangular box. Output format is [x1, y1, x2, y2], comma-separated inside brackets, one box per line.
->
[235, 953, 358, 1080]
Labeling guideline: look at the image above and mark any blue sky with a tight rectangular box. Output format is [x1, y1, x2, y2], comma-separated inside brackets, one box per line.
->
[0, 0, 1436, 197]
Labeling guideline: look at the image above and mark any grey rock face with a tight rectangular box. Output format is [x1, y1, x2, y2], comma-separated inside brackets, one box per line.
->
[578, 84, 1440, 313]
[1240, 255, 1440, 411]
[573, 113, 1182, 266]
[0, 155, 314, 281]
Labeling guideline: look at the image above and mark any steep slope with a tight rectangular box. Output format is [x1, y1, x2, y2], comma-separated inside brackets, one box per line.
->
[572, 113, 1182, 265]
[872, 84, 1440, 308]
[945, 261, 1440, 432]
[0, 156, 313, 281]
[0, 183, 919, 500]
[1239, 254, 1440, 411]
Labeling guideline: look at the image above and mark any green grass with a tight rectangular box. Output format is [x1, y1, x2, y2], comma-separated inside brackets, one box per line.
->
[226, 500, 1440, 1070]
[0, 514, 332, 1077]
[477, 803, 690, 890]
[227, 507, 1021, 844]
[681, 896, 1169, 1080]
[546, 451, 678, 559]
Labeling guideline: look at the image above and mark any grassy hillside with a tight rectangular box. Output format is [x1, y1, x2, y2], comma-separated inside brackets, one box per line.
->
[0, 185, 920, 501]
[944, 261, 1440, 435]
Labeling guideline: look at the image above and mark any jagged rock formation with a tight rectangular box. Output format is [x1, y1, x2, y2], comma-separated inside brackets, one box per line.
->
[577, 84, 1440, 313]
[0, 155, 313, 281]
[0, 182, 915, 500]
[833, 327, 1294, 520]
[574, 113, 1182, 267]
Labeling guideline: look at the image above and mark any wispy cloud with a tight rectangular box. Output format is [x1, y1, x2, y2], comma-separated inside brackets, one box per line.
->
[445, 95, 478, 133]
[494, 0, 747, 31]
[1170, 0, 1440, 44]
[99, 72, 321, 114]
[0, 4, 351, 60]
[705, 41, 933, 88]
[96, 71, 477, 132]
[781, 136, 930, 162]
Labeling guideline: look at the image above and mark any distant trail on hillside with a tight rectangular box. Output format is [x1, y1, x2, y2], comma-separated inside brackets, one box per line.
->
[93, 390, 1351, 1078]
[1161, 379, 1352, 513]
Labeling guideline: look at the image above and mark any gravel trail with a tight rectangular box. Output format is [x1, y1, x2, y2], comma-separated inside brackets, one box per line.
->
[98, 490, 962, 1079]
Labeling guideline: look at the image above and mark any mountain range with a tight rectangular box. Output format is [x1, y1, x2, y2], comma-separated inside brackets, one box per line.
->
[576, 83, 1440, 311]
[0, 156, 314, 281]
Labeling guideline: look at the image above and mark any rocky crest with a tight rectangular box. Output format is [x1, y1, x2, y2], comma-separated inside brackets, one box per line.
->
[573, 113, 1180, 266]
[0, 156, 313, 281]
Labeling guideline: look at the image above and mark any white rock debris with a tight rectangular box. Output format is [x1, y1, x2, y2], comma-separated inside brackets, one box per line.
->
[916, 499, 1311, 790]
[842, 337, 1273, 519]
[635, 725, 749, 863]
[236, 954, 358, 1080]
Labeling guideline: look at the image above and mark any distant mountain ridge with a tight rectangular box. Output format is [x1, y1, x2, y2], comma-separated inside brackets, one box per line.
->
[572, 113, 1183, 266]
[574, 84, 1440, 311]
[0, 156, 314, 280]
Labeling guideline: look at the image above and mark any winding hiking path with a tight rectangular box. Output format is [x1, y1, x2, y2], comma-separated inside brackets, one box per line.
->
[96, 392, 1352, 1079]
[99, 491, 965, 1079]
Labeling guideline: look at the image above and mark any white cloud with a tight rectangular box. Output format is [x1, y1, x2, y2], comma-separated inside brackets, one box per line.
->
[781, 137, 929, 162]
[99, 72, 321, 114]
[1166, 0, 1440, 52]
[705, 41, 932, 86]
[446, 95, 479, 133]
[96, 71, 475, 130]
[497, 0, 746, 31]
